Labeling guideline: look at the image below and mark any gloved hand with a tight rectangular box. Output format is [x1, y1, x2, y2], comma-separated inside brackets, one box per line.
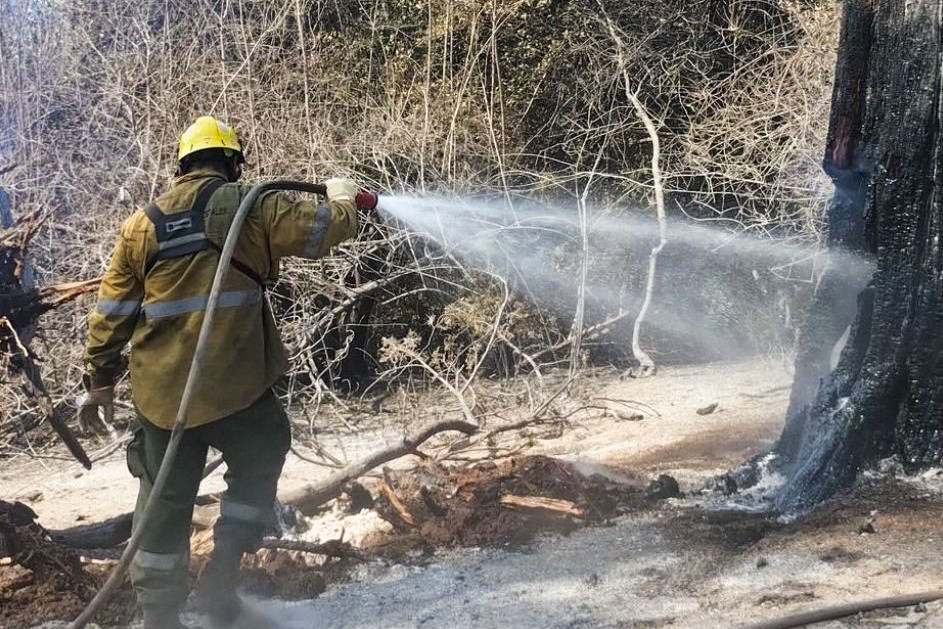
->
[77, 386, 115, 436]
[324, 177, 358, 204]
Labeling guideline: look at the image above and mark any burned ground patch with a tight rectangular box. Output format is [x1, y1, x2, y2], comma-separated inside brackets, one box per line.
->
[0, 510, 134, 629]
[365, 455, 665, 551]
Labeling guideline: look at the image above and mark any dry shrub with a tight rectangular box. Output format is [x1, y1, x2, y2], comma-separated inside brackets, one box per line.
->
[0, 0, 838, 447]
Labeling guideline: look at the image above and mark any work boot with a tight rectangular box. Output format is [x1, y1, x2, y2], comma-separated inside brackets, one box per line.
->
[142, 605, 188, 629]
[194, 545, 245, 627]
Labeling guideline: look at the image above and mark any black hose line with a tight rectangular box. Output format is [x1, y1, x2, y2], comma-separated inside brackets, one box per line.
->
[738, 589, 943, 629]
[68, 181, 327, 629]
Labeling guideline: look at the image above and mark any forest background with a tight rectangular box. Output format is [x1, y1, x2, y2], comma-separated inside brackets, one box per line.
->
[0, 0, 840, 448]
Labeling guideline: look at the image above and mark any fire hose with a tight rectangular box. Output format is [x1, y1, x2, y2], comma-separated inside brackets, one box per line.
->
[737, 589, 943, 629]
[67, 180, 378, 629]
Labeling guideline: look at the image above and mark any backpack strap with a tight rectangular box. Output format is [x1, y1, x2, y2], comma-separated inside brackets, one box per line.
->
[205, 239, 269, 288]
[142, 178, 268, 288]
[143, 178, 224, 273]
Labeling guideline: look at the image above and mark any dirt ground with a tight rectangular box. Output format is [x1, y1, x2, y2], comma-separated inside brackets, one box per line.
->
[3, 359, 942, 629]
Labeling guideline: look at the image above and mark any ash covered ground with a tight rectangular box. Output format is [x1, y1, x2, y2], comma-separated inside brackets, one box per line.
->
[4, 360, 942, 629]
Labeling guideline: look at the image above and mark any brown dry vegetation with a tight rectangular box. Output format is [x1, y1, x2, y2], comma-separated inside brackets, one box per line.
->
[0, 0, 839, 455]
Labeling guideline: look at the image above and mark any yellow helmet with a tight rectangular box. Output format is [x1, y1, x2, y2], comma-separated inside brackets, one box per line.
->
[177, 115, 242, 162]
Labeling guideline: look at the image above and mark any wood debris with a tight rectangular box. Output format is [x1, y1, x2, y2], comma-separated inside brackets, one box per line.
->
[499, 494, 584, 516]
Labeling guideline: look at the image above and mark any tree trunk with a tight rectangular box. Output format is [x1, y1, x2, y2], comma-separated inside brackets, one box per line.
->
[776, 0, 943, 513]
[777, 0, 874, 459]
[335, 233, 387, 392]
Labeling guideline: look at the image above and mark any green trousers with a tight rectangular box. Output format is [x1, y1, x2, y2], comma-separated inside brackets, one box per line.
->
[126, 389, 290, 609]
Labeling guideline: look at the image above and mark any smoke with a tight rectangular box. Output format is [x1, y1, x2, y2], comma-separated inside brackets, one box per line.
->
[378, 194, 873, 361]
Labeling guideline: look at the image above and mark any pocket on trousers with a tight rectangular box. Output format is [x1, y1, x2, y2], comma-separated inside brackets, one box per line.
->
[274, 401, 292, 456]
[126, 427, 148, 480]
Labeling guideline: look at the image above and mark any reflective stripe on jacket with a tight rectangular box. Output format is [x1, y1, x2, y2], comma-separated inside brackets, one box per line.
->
[84, 168, 359, 428]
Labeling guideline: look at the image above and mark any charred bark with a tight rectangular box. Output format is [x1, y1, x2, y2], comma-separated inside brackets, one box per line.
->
[776, 0, 943, 512]
[777, 0, 874, 459]
[48, 513, 133, 550]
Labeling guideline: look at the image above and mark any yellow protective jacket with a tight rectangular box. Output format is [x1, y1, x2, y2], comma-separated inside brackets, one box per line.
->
[84, 168, 359, 428]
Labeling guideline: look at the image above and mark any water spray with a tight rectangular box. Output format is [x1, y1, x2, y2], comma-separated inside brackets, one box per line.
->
[378, 194, 874, 361]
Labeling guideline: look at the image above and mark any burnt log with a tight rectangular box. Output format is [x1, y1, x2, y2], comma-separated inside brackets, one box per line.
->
[775, 0, 943, 512]
[49, 513, 133, 550]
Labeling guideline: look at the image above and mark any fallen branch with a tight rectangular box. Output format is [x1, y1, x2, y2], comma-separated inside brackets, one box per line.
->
[1, 207, 101, 467]
[377, 481, 417, 528]
[37, 278, 101, 308]
[50, 514, 132, 550]
[528, 313, 637, 363]
[281, 419, 478, 514]
[439, 378, 575, 459]
[259, 538, 366, 560]
[49, 419, 479, 548]
[2, 320, 92, 468]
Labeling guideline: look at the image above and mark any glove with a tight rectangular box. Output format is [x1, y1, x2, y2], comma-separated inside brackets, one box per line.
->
[77, 386, 115, 436]
[325, 177, 358, 203]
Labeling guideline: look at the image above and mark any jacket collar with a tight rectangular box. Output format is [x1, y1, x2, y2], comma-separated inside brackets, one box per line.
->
[173, 167, 229, 187]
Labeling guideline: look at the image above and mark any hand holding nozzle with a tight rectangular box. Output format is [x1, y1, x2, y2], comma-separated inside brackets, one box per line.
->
[323, 177, 379, 212]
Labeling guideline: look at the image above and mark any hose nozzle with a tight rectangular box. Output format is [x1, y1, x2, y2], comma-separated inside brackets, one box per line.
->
[355, 190, 379, 212]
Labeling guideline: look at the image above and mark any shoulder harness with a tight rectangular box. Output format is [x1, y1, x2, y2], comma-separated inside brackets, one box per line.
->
[142, 178, 267, 288]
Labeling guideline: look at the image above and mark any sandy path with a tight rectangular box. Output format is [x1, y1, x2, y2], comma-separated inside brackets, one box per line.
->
[0, 359, 792, 529]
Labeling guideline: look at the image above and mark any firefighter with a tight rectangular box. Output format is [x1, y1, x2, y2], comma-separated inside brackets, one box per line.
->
[79, 115, 372, 628]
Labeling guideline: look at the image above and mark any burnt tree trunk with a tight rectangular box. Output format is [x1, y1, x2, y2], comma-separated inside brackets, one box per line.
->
[776, 0, 943, 513]
[777, 0, 874, 458]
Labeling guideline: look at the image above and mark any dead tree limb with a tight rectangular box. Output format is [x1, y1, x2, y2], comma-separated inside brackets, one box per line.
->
[51, 419, 479, 548]
[280, 419, 478, 514]
[624, 90, 667, 376]
[49, 514, 132, 550]
[379, 347, 478, 426]
[738, 590, 943, 629]
[570, 147, 606, 377]
[258, 538, 367, 560]
[599, 7, 668, 376]
[1, 207, 101, 466]
[529, 311, 634, 363]
[37, 278, 101, 308]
